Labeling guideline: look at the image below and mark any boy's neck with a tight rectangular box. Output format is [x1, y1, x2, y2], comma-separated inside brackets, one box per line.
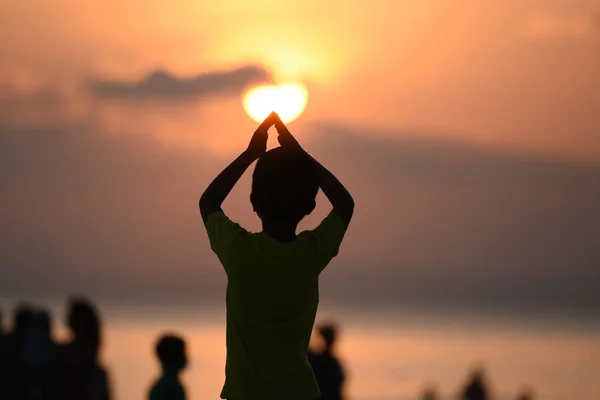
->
[261, 220, 298, 243]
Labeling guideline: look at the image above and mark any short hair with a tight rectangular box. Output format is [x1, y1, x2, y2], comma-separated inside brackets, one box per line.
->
[156, 334, 186, 368]
[251, 147, 318, 224]
[67, 298, 100, 345]
[318, 324, 338, 347]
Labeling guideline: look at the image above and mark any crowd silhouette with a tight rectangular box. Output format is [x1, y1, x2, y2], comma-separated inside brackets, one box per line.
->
[0, 299, 110, 400]
[0, 301, 536, 400]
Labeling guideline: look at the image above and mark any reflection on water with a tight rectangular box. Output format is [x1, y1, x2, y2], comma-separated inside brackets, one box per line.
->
[85, 308, 600, 400]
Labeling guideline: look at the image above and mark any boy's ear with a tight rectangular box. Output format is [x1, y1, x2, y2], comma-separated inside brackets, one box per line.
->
[250, 193, 256, 212]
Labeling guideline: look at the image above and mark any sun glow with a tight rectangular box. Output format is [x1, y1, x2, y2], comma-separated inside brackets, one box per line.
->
[243, 82, 308, 123]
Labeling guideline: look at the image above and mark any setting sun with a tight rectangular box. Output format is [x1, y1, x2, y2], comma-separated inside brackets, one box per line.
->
[243, 83, 308, 123]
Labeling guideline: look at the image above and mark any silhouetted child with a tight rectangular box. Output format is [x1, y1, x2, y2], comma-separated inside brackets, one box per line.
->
[200, 112, 354, 400]
[149, 335, 187, 400]
[308, 324, 345, 400]
[461, 367, 489, 400]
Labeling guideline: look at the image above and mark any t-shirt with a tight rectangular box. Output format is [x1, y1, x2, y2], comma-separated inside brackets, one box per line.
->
[149, 373, 186, 400]
[205, 210, 347, 400]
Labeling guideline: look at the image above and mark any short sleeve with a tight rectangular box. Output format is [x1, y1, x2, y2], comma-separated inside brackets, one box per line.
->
[306, 211, 347, 272]
[205, 210, 249, 272]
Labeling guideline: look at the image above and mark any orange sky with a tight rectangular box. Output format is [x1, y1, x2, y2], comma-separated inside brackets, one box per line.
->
[1, 0, 599, 159]
[1, 0, 600, 314]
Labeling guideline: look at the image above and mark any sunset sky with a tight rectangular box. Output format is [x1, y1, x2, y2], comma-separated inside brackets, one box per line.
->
[1, 0, 599, 317]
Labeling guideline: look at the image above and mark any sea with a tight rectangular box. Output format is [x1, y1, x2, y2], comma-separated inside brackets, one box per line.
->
[2, 299, 599, 400]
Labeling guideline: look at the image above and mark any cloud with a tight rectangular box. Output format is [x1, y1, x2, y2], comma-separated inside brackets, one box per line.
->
[89, 65, 271, 101]
[1, 115, 599, 317]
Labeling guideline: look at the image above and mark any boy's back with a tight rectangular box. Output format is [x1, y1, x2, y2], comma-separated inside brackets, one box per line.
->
[206, 210, 346, 400]
[200, 113, 354, 400]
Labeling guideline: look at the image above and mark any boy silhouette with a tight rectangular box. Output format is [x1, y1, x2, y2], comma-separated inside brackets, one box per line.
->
[199, 112, 354, 400]
[149, 335, 187, 400]
[308, 324, 345, 400]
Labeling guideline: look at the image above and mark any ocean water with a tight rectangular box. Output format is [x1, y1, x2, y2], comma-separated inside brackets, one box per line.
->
[3, 301, 600, 400]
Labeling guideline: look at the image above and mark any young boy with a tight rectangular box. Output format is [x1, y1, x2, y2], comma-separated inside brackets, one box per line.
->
[199, 112, 354, 400]
[308, 324, 345, 400]
[149, 335, 187, 400]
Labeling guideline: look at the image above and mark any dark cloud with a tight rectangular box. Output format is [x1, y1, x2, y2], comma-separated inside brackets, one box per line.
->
[89, 65, 271, 101]
[1, 119, 599, 318]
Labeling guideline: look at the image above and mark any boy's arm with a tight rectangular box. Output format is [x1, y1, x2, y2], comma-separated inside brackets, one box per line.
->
[199, 112, 276, 224]
[310, 155, 354, 227]
[274, 117, 354, 227]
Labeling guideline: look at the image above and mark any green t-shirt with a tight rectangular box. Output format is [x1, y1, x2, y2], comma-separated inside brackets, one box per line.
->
[205, 210, 347, 400]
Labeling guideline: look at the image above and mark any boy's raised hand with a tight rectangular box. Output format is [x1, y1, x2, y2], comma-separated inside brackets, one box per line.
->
[246, 112, 277, 160]
[273, 114, 304, 153]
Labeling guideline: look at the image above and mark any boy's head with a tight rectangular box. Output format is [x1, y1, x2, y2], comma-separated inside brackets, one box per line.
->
[251, 147, 318, 225]
[318, 323, 338, 349]
[156, 334, 187, 372]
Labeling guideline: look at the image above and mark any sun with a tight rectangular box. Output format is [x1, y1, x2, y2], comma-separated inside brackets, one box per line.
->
[243, 82, 308, 124]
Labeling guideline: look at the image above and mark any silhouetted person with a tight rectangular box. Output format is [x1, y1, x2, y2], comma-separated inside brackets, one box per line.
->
[199, 112, 354, 399]
[0, 308, 9, 397]
[149, 334, 187, 400]
[516, 388, 534, 400]
[421, 384, 438, 400]
[2, 304, 35, 400]
[461, 368, 488, 400]
[308, 324, 345, 400]
[58, 298, 110, 400]
[23, 309, 57, 400]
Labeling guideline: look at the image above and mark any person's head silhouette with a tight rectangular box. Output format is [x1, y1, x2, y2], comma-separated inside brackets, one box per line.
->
[421, 384, 438, 400]
[156, 334, 187, 374]
[33, 309, 52, 335]
[251, 146, 318, 228]
[14, 304, 34, 337]
[67, 298, 101, 347]
[471, 366, 485, 384]
[517, 388, 534, 400]
[318, 324, 338, 352]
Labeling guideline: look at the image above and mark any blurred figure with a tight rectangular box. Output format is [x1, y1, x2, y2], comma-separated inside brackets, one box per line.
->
[460, 367, 489, 400]
[0, 308, 9, 397]
[58, 298, 110, 400]
[1, 304, 35, 400]
[308, 323, 345, 400]
[23, 309, 56, 368]
[149, 334, 187, 400]
[516, 388, 534, 400]
[23, 309, 57, 400]
[421, 384, 438, 400]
